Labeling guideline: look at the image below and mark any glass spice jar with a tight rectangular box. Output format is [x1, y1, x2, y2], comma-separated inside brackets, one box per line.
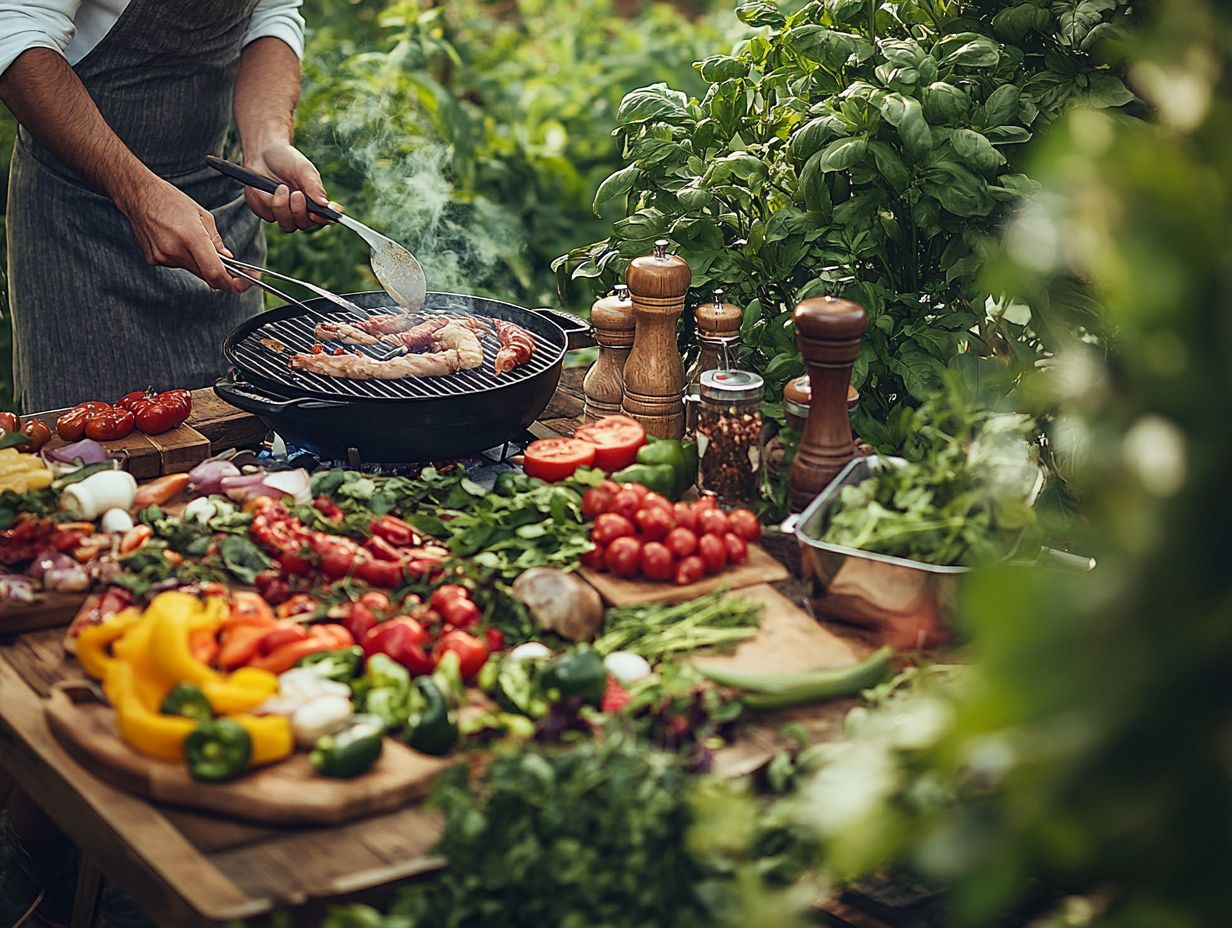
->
[696, 369, 764, 505]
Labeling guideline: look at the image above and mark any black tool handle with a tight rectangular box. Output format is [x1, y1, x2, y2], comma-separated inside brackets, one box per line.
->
[214, 377, 345, 414]
[206, 156, 343, 222]
[531, 307, 595, 351]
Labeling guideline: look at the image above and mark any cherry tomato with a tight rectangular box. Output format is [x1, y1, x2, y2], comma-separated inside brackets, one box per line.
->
[429, 584, 470, 611]
[19, 419, 52, 452]
[83, 407, 135, 441]
[619, 482, 650, 502]
[634, 506, 674, 541]
[672, 502, 697, 534]
[692, 496, 718, 511]
[317, 537, 361, 579]
[608, 489, 644, 521]
[523, 437, 596, 482]
[439, 596, 482, 629]
[697, 533, 728, 574]
[360, 591, 393, 614]
[573, 415, 646, 471]
[580, 543, 607, 572]
[641, 492, 673, 514]
[723, 532, 749, 565]
[435, 629, 489, 681]
[665, 526, 698, 559]
[582, 486, 614, 521]
[727, 509, 762, 542]
[0, 412, 20, 434]
[592, 512, 635, 546]
[604, 535, 643, 578]
[697, 508, 730, 538]
[640, 541, 675, 582]
[675, 555, 706, 586]
[485, 627, 506, 653]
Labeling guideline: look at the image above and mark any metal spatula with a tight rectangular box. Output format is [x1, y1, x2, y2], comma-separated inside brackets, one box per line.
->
[206, 156, 428, 313]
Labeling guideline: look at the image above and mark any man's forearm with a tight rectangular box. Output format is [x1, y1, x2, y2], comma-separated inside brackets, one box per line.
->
[0, 47, 154, 214]
[233, 37, 301, 157]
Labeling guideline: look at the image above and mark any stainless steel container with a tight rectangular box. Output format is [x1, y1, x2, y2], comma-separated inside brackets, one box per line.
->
[787, 457, 961, 649]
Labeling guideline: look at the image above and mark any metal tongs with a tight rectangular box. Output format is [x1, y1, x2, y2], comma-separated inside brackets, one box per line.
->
[219, 255, 408, 361]
[207, 156, 427, 313]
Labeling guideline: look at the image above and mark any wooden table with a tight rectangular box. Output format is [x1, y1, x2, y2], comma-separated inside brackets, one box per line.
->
[0, 370, 895, 928]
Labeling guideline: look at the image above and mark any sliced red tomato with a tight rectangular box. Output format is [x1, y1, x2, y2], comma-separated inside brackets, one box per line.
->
[523, 437, 596, 482]
[573, 416, 647, 471]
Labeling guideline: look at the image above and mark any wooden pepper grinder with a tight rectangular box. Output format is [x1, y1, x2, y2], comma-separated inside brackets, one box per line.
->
[622, 239, 691, 439]
[788, 296, 867, 512]
[690, 289, 742, 381]
[582, 284, 634, 420]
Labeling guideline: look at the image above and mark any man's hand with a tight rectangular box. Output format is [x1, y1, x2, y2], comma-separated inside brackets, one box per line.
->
[244, 141, 334, 232]
[117, 177, 249, 293]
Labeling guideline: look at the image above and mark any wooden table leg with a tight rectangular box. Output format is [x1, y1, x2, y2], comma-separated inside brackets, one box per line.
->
[70, 857, 105, 928]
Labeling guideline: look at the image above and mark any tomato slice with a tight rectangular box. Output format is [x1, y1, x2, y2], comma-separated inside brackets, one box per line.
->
[523, 437, 596, 482]
[573, 416, 647, 471]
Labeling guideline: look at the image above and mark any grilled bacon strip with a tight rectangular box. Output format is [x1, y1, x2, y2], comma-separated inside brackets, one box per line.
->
[289, 349, 462, 379]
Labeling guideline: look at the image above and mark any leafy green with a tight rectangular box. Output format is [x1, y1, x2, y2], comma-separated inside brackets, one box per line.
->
[0, 487, 58, 531]
[215, 535, 275, 585]
[819, 389, 1040, 565]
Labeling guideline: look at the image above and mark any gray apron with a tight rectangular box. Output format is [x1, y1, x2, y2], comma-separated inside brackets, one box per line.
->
[6, 0, 265, 412]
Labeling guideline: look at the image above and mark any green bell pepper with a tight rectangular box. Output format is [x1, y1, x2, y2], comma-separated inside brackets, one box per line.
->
[541, 647, 607, 706]
[614, 438, 699, 499]
[311, 714, 385, 778]
[160, 682, 213, 723]
[183, 719, 251, 782]
[358, 654, 413, 730]
[610, 463, 677, 499]
[298, 646, 364, 682]
[404, 678, 458, 756]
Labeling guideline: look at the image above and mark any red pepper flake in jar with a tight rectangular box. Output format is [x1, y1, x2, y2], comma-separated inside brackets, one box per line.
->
[696, 370, 764, 506]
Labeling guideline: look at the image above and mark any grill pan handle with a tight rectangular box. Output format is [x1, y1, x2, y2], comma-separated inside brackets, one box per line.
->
[531, 307, 594, 351]
[214, 377, 346, 415]
[207, 156, 343, 223]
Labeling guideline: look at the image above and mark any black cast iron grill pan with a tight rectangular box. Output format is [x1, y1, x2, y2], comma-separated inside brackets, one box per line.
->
[216, 291, 591, 463]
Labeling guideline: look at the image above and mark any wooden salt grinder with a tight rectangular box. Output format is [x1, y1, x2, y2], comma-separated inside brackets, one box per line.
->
[582, 284, 634, 420]
[621, 240, 692, 439]
[788, 296, 867, 512]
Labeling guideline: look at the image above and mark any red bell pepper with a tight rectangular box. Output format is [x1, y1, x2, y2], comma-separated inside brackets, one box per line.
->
[363, 535, 403, 562]
[363, 617, 434, 675]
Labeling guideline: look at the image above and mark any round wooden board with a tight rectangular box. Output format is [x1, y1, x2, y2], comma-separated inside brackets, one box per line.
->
[44, 681, 453, 826]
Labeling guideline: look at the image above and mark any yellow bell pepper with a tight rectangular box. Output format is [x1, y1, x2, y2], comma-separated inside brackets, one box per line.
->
[105, 661, 197, 761]
[146, 592, 226, 687]
[75, 607, 141, 680]
[80, 592, 294, 769]
[234, 714, 293, 766]
[200, 667, 279, 715]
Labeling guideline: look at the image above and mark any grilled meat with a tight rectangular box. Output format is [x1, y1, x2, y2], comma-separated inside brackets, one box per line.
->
[289, 349, 463, 379]
[431, 322, 484, 370]
[494, 320, 534, 374]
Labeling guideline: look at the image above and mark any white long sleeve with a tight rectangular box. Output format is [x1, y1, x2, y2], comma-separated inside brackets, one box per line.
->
[0, 0, 81, 79]
[0, 0, 305, 81]
[243, 0, 306, 59]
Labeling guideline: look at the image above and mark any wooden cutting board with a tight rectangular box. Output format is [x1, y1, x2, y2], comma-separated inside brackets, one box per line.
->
[25, 386, 267, 480]
[579, 543, 789, 605]
[697, 584, 866, 779]
[44, 681, 452, 826]
[0, 591, 89, 637]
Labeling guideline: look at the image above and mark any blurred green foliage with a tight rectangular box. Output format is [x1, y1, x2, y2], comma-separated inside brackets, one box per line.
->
[559, 0, 1135, 447]
[790, 1, 1232, 923]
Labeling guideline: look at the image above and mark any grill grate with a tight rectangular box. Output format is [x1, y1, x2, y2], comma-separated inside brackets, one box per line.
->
[233, 306, 562, 401]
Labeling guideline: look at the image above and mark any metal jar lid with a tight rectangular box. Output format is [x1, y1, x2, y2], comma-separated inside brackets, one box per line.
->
[699, 369, 764, 401]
